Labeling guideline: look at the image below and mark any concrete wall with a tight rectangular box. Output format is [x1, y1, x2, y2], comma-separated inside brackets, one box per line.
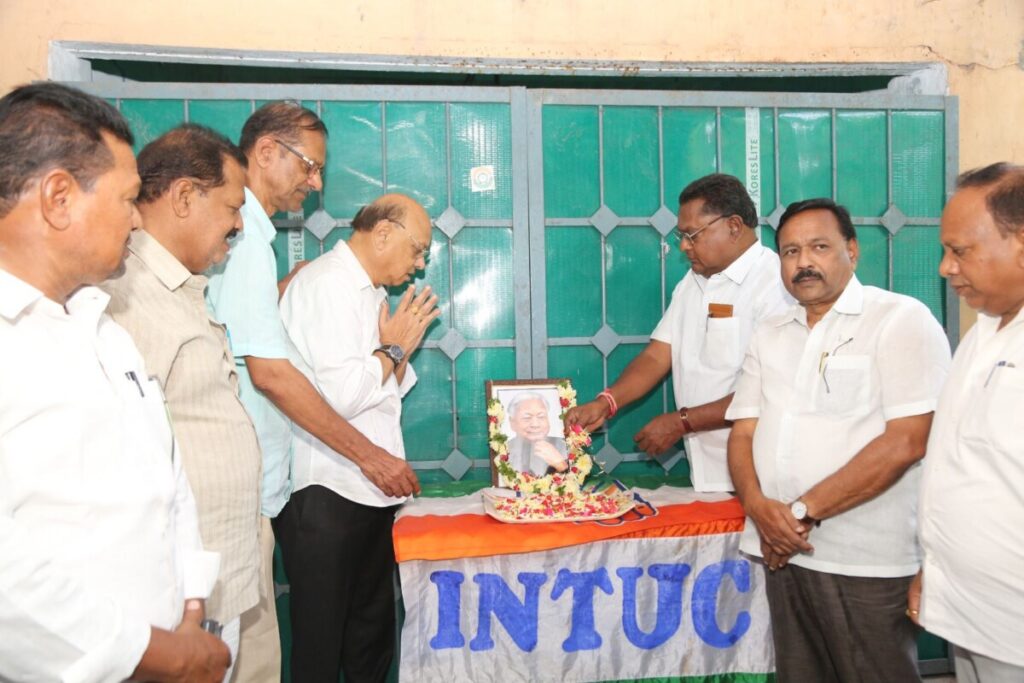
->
[2, 0, 1022, 331]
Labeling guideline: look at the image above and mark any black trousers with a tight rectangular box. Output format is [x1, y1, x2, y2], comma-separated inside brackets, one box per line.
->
[765, 564, 921, 683]
[273, 485, 399, 683]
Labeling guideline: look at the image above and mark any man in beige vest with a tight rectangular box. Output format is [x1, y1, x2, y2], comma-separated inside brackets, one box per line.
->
[103, 123, 262, 679]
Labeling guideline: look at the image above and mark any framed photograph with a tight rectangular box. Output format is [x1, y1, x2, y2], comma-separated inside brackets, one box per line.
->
[485, 378, 572, 487]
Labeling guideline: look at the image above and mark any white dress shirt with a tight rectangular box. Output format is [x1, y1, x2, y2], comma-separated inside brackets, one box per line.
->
[280, 241, 416, 508]
[919, 308, 1024, 667]
[0, 269, 218, 683]
[650, 242, 793, 491]
[727, 276, 950, 577]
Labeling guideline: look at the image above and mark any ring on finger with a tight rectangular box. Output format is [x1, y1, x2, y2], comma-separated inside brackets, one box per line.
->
[411, 305, 420, 314]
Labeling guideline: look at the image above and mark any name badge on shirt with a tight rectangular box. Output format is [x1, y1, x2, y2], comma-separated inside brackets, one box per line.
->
[708, 303, 734, 319]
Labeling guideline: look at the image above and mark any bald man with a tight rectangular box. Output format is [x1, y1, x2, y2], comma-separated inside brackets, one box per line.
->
[276, 194, 440, 682]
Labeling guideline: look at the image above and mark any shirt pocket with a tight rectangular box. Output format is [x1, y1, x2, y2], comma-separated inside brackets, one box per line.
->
[961, 368, 1024, 456]
[700, 317, 740, 371]
[816, 354, 871, 416]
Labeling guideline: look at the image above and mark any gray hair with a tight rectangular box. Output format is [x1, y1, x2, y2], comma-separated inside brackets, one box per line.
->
[506, 391, 551, 419]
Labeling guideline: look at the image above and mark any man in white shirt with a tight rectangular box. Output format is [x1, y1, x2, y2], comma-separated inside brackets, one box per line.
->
[0, 83, 227, 681]
[909, 163, 1024, 682]
[565, 174, 792, 491]
[206, 102, 421, 682]
[727, 198, 951, 682]
[278, 193, 439, 681]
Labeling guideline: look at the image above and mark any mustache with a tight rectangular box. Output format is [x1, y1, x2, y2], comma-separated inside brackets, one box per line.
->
[793, 268, 823, 283]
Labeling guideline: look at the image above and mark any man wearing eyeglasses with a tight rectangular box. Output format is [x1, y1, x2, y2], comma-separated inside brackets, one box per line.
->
[277, 194, 439, 682]
[566, 173, 792, 492]
[725, 198, 950, 682]
[206, 102, 421, 681]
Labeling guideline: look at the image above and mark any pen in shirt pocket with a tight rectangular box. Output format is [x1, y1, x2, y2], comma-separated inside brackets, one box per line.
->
[125, 371, 145, 397]
[983, 360, 1016, 388]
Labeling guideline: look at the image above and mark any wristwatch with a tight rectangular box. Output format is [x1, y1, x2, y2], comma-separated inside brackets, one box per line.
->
[375, 344, 405, 367]
[790, 499, 821, 527]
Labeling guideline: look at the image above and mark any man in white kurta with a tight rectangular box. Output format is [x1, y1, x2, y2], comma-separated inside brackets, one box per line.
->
[0, 82, 225, 682]
[912, 163, 1024, 682]
[566, 174, 792, 491]
[277, 194, 439, 682]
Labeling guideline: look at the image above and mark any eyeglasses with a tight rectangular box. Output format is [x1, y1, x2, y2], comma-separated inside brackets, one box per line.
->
[389, 219, 429, 260]
[678, 214, 728, 245]
[274, 139, 325, 178]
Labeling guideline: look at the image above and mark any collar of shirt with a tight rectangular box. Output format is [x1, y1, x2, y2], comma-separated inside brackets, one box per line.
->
[774, 274, 864, 328]
[241, 186, 276, 244]
[331, 239, 384, 300]
[693, 241, 765, 291]
[129, 229, 208, 293]
[0, 266, 110, 324]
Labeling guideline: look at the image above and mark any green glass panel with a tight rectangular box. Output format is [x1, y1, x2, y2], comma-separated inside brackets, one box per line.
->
[455, 348, 517, 459]
[606, 225, 662, 335]
[543, 105, 600, 218]
[892, 111, 945, 218]
[610, 460, 684, 479]
[836, 110, 887, 217]
[548, 346, 603, 409]
[603, 106, 659, 217]
[416, 468, 491, 486]
[855, 225, 889, 289]
[450, 103, 512, 220]
[546, 226, 603, 337]
[451, 227, 515, 340]
[893, 226, 945, 323]
[778, 109, 832, 206]
[662, 108, 716, 207]
[270, 228, 319, 280]
[761, 225, 778, 251]
[719, 108, 776, 218]
[392, 228, 451, 343]
[663, 232, 692, 311]
[401, 349, 454, 460]
[120, 99, 185, 153]
[917, 631, 949, 660]
[321, 101, 383, 218]
[187, 100, 250, 144]
[386, 102, 447, 217]
[607, 344, 669, 454]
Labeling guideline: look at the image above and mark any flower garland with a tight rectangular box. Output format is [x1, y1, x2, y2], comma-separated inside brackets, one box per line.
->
[488, 380, 595, 495]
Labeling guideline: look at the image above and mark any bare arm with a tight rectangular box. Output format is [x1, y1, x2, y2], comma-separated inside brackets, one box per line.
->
[728, 418, 813, 569]
[800, 413, 933, 521]
[247, 356, 420, 498]
[633, 393, 734, 455]
[564, 340, 673, 432]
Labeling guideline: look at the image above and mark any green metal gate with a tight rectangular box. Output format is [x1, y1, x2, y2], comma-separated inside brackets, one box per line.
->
[76, 80, 956, 676]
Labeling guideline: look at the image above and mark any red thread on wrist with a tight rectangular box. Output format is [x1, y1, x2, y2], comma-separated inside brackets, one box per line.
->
[597, 390, 618, 417]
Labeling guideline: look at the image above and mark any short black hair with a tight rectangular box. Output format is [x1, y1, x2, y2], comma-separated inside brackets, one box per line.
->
[775, 198, 856, 247]
[956, 162, 1024, 236]
[137, 124, 247, 204]
[0, 82, 134, 218]
[351, 198, 407, 232]
[239, 101, 327, 155]
[678, 174, 758, 229]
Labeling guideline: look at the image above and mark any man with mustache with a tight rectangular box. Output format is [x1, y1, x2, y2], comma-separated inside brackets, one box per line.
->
[726, 198, 951, 682]
[103, 124, 261, 679]
[0, 83, 228, 683]
[566, 174, 792, 492]
[909, 163, 1024, 682]
[277, 194, 439, 682]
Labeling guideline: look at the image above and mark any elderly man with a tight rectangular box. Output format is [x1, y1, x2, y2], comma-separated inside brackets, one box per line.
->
[726, 198, 951, 682]
[102, 124, 261, 675]
[505, 392, 569, 475]
[0, 83, 227, 681]
[909, 163, 1024, 682]
[205, 102, 421, 681]
[277, 194, 439, 682]
[566, 174, 792, 491]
